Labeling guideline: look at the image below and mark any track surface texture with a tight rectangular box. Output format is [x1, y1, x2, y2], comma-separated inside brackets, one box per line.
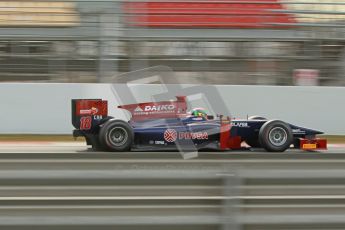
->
[0, 141, 345, 230]
[0, 141, 344, 153]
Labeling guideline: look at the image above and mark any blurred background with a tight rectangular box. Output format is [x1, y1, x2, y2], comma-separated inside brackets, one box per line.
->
[0, 0, 343, 85]
[0, 2, 345, 230]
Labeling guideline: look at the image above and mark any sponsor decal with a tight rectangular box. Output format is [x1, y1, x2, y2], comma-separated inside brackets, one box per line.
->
[164, 129, 178, 142]
[134, 104, 176, 116]
[163, 129, 209, 142]
[93, 115, 103, 120]
[231, 122, 249, 127]
[149, 140, 165, 145]
[292, 128, 305, 133]
[144, 105, 175, 111]
[155, 140, 165, 145]
[303, 143, 317, 149]
[179, 131, 208, 140]
[80, 107, 98, 115]
[134, 106, 143, 112]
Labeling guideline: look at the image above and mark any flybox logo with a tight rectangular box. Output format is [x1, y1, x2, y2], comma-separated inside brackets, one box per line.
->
[80, 107, 98, 115]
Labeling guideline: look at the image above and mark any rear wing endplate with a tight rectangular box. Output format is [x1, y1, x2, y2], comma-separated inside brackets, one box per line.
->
[71, 99, 108, 130]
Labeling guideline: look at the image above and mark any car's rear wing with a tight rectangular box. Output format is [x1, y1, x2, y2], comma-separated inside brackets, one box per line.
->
[71, 99, 108, 131]
[118, 96, 188, 121]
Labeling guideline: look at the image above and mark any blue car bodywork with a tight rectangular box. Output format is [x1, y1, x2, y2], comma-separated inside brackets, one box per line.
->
[129, 116, 322, 150]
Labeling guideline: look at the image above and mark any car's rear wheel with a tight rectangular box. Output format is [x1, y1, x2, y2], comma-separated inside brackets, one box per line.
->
[259, 120, 293, 152]
[99, 120, 133, 151]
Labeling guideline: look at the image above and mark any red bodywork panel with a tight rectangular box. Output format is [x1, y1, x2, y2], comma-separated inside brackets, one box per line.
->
[72, 99, 108, 131]
[75, 100, 108, 116]
[219, 116, 242, 150]
[118, 96, 188, 121]
[299, 138, 327, 150]
[123, 0, 296, 28]
[220, 117, 231, 150]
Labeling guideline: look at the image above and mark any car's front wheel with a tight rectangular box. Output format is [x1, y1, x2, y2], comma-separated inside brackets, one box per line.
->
[259, 120, 293, 152]
[99, 120, 133, 151]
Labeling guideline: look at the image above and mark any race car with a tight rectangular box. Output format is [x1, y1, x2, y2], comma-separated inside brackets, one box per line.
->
[71, 96, 327, 152]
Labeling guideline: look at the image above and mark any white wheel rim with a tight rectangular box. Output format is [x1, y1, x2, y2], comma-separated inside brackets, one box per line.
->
[268, 127, 287, 147]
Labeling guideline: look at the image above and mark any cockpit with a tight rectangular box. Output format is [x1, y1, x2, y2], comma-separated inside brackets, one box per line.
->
[188, 108, 214, 120]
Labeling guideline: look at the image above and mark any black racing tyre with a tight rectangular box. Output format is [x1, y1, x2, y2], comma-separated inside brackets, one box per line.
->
[85, 135, 104, 151]
[245, 116, 267, 148]
[259, 120, 293, 152]
[99, 119, 133, 151]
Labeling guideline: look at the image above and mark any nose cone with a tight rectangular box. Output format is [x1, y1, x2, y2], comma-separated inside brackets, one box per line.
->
[307, 128, 324, 135]
[290, 124, 324, 136]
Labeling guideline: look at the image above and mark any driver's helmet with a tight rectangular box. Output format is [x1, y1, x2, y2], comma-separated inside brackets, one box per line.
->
[189, 108, 208, 118]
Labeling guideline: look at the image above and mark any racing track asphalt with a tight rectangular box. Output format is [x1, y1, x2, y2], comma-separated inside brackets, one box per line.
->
[0, 141, 345, 159]
[1, 141, 345, 171]
[0, 141, 345, 154]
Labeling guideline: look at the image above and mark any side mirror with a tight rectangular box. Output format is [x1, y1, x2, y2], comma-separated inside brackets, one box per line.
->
[207, 115, 214, 120]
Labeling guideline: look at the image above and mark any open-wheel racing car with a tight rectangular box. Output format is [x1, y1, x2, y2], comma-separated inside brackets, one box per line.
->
[72, 96, 327, 152]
